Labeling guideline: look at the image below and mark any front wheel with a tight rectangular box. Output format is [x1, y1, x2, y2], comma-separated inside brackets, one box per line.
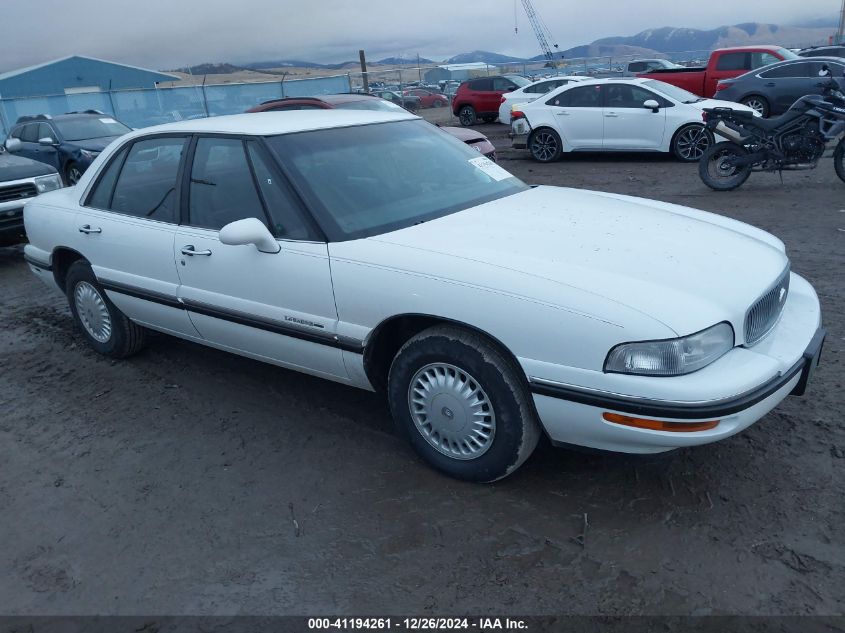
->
[432, 99, 445, 108]
[529, 128, 562, 162]
[65, 162, 83, 186]
[458, 105, 477, 126]
[65, 260, 147, 358]
[388, 325, 541, 482]
[672, 124, 713, 162]
[834, 140, 845, 183]
[698, 141, 752, 191]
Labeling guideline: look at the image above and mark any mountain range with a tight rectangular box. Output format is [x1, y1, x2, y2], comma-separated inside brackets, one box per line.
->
[174, 21, 837, 74]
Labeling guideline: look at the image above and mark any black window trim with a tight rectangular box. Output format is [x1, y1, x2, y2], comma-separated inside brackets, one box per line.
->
[546, 84, 603, 107]
[82, 132, 191, 226]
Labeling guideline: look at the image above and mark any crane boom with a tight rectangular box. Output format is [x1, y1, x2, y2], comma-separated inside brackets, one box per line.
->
[520, 0, 558, 66]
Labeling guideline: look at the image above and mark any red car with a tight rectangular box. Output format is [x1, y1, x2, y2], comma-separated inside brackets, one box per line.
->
[248, 94, 496, 160]
[636, 45, 797, 98]
[451, 75, 531, 126]
[402, 89, 450, 108]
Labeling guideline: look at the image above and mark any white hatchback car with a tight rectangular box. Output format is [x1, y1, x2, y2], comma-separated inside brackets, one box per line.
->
[498, 76, 587, 125]
[511, 78, 759, 162]
[23, 110, 824, 482]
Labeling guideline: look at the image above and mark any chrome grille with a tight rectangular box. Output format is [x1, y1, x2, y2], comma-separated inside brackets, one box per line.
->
[745, 267, 790, 346]
[0, 183, 37, 203]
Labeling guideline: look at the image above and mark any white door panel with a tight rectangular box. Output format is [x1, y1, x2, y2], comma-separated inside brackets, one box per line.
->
[73, 208, 199, 337]
[554, 108, 604, 149]
[173, 226, 347, 378]
[602, 109, 667, 150]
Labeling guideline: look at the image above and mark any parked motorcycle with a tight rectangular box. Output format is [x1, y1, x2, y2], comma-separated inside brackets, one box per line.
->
[698, 65, 845, 190]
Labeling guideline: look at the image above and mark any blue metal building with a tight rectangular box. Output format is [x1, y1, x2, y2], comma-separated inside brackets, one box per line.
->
[0, 55, 178, 99]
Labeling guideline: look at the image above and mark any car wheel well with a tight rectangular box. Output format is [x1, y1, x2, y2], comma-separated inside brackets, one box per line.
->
[363, 314, 527, 394]
[670, 121, 708, 146]
[51, 247, 88, 292]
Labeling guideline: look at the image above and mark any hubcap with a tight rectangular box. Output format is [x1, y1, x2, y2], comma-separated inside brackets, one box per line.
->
[676, 127, 711, 160]
[745, 99, 765, 116]
[408, 363, 496, 460]
[531, 131, 558, 161]
[460, 108, 474, 125]
[68, 167, 82, 185]
[74, 281, 112, 343]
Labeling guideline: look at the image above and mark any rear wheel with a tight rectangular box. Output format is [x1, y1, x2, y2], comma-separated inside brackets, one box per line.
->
[388, 325, 541, 482]
[671, 124, 713, 162]
[529, 128, 562, 162]
[432, 99, 445, 108]
[699, 141, 752, 191]
[740, 95, 769, 118]
[65, 260, 147, 358]
[65, 162, 83, 186]
[458, 105, 477, 126]
[482, 115, 497, 123]
[834, 140, 845, 183]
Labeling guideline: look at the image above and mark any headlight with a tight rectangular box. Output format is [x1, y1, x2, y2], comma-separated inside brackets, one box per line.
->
[604, 322, 734, 376]
[80, 149, 99, 160]
[34, 174, 63, 193]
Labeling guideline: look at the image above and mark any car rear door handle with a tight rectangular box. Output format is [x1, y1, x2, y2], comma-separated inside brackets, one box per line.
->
[78, 225, 102, 234]
[555, 111, 570, 115]
[181, 245, 212, 256]
[605, 112, 619, 117]
[764, 82, 776, 87]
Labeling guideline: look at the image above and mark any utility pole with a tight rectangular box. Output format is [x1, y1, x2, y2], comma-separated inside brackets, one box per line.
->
[837, 0, 845, 44]
[359, 49, 369, 92]
[417, 53, 422, 83]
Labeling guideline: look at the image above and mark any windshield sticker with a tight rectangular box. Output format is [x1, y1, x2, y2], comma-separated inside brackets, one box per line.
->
[99, 118, 118, 124]
[469, 156, 512, 181]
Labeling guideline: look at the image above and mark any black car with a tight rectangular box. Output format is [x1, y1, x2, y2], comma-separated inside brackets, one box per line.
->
[799, 45, 845, 59]
[0, 144, 62, 245]
[713, 56, 845, 116]
[370, 90, 421, 112]
[5, 111, 131, 185]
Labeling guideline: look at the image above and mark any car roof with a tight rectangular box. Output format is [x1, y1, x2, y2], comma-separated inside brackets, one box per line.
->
[123, 110, 418, 138]
[713, 45, 786, 52]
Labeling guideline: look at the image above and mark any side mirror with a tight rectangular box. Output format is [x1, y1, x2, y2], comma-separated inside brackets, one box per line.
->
[38, 137, 56, 146]
[643, 99, 660, 112]
[4, 138, 21, 152]
[218, 217, 280, 254]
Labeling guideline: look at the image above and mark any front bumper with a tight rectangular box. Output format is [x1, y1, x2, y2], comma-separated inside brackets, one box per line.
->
[527, 272, 824, 453]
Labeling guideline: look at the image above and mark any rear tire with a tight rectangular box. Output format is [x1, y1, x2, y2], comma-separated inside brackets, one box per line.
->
[529, 128, 563, 162]
[834, 140, 845, 184]
[671, 124, 713, 162]
[482, 115, 497, 123]
[698, 141, 752, 191]
[433, 99, 445, 108]
[388, 325, 541, 482]
[740, 95, 770, 118]
[458, 105, 477, 126]
[65, 260, 147, 358]
[65, 162, 83, 186]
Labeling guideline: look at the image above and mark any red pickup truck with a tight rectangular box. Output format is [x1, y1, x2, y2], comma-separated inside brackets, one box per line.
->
[637, 46, 799, 98]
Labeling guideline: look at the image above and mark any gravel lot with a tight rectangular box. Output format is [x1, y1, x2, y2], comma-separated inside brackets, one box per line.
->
[1, 108, 843, 617]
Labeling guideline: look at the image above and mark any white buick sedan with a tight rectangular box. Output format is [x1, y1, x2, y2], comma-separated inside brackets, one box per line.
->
[511, 78, 758, 162]
[23, 110, 824, 482]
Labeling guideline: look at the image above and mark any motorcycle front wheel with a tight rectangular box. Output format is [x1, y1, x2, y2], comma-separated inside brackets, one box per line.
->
[833, 140, 845, 183]
[699, 142, 752, 191]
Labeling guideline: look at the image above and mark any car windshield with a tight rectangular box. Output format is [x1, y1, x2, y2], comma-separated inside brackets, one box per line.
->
[777, 47, 800, 60]
[54, 116, 131, 141]
[507, 75, 532, 87]
[642, 80, 702, 103]
[265, 119, 527, 241]
[333, 99, 405, 112]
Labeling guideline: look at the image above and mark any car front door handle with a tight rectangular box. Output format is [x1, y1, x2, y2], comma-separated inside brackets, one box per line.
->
[78, 225, 102, 234]
[605, 112, 619, 117]
[556, 111, 570, 115]
[181, 245, 212, 257]
[764, 82, 776, 87]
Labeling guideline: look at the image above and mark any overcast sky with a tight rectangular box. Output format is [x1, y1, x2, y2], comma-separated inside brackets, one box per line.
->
[1, 0, 839, 72]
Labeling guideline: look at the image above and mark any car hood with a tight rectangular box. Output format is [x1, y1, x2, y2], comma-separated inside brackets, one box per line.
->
[440, 126, 488, 142]
[0, 151, 57, 180]
[67, 136, 121, 152]
[352, 186, 788, 337]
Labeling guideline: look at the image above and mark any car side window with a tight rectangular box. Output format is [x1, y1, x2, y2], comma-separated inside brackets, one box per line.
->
[9, 126, 23, 140]
[605, 84, 659, 108]
[492, 78, 517, 91]
[87, 146, 129, 209]
[38, 123, 57, 142]
[245, 141, 315, 241]
[547, 85, 601, 107]
[109, 136, 187, 222]
[716, 53, 749, 71]
[20, 124, 39, 143]
[469, 79, 493, 91]
[761, 62, 812, 78]
[628, 62, 645, 73]
[188, 137, 267, 231]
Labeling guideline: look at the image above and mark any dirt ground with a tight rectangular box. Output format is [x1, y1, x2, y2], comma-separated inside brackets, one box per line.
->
[0, 108, 843, 618]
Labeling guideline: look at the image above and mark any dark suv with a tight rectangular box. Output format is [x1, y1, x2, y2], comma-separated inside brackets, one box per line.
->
[6, 111, 132, 185]
[799, 45, 845, 59]
[0, 143, 62, 245]
[452, 75, 531, 126]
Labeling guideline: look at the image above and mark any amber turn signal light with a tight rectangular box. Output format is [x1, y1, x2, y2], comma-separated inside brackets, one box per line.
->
[602, 412, 719, 433]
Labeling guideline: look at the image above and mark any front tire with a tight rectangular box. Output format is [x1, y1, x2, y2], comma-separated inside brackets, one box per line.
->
[529, 128, 563, 162]
[388, 325, 541, 482]
[65, 162, 83, 186]
[834, 140, 845, 183]
[432, 99, 445, 108]
[458, 105, 477, 126]
[698, 141, 752, 191]
[672, 124, 713, 162]
[65, 260, 147, 358]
